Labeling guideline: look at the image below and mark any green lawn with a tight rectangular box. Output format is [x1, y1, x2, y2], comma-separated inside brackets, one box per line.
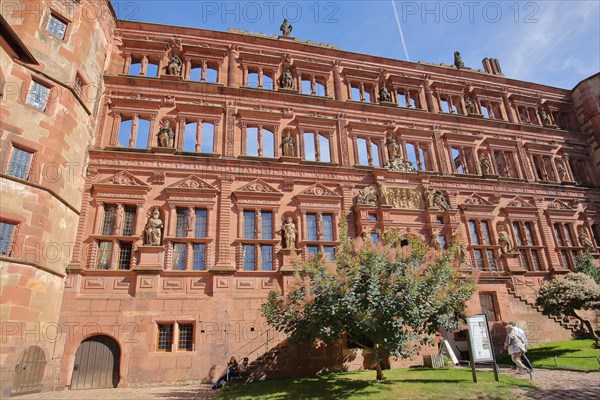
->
[217, 368, 535, 400]
[497, 339, 600, 371]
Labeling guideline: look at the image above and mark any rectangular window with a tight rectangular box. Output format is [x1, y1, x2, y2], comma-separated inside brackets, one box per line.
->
[306, 214, 317, 241]
[192, 244, 205, 270]
[487, 249, 497, 271]
[553, 223, 563, 246]
[531, 250, 541, 271]
[172, 243, 186, 270]
[96, 241, 112, 269]
[474, 249, 484, 270]
[520, 250, 530, 270]
[480, 221, 491, 245]
[26, 81, 51, 111]
[175, 208, 188, 238]
[308, 245, 319, 256]
[451, 147, 463, 174]
[261, 245, 273, 271]
[324, 246, 335, 261]
[261, 211, 272, 240]
[468, 221, 479, 245]
[195, 209, 207, 238]
[122, 206, 136, 236]
[371, 233, 379, 244]
[368, 214, 377, 222]
[118, 242, 132, 270]
[178, 324, 194, 351]
[322, 214, 334, 241]
[0, 222, 16, 256]
[513, 222, 523, 246]
[47, 13, 68, 39]
[102, 205, 116, 235]
[157, 324, 173, 352]
[243, 244, 255, 270]
[479, 293, 497, 322]
[523, 222, 535, 245]
[244, 211, 255, 239]
[7, 148, 33, 180]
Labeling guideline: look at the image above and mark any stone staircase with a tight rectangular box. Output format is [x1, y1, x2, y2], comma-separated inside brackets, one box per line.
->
[506, 282, 580, 334]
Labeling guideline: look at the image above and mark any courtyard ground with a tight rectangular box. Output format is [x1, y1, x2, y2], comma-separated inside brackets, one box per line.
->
[11, 367, 599, 399]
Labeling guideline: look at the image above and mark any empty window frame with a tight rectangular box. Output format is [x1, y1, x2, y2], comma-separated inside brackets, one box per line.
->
[183, 121, 216, 153]
[303, 132, 331, 162]
[467, 220, 498, 271]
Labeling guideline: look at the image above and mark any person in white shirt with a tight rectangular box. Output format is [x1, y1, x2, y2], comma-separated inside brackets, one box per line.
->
[510, 321, 533, 371]
[504, 325, 530, 374]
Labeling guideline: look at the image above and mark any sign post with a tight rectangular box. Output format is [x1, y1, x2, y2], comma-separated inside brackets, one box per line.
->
[466, 314, 499, 383]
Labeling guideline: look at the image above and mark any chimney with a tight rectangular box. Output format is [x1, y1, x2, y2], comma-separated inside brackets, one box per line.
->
[482, 58, 504, 76]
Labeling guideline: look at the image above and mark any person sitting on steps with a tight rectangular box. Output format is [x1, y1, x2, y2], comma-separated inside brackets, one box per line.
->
[212, 356, 240, 389]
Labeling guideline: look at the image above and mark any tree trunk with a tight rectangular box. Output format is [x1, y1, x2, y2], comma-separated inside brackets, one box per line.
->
[373, 343, 385, 381]
[574, 312, 600, 347]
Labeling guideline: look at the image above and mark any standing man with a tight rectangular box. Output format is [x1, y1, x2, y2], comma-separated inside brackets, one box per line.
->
[510, 321, 533, 371]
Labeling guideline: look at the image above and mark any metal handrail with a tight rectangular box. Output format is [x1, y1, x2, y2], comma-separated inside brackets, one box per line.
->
[223, 328, 274, 362]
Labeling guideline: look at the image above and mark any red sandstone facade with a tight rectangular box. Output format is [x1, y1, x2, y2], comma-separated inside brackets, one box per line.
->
[1, 1, 599, 395]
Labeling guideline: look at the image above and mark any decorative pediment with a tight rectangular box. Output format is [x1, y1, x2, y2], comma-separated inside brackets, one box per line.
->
[99, 171, 147, 186]
[547, 199, 574, 211]
[298, 183, 340, 198]
[236, 179, 280, 194]
[462, 194, 493, 206]
[92, 171, 150, 201]
[168, 175, 218, 191]
[506, 197, 536, 209]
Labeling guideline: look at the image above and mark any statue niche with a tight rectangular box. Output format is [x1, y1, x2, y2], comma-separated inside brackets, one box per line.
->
[282, 217, 297, 249]
[158, 120, 175, 148]
[379, 86, 391, 103]
[279, 69, 295, 90]
[144, 207, 164, 246]
[281, 129, 296, 157]
[166, 55, 182, 76]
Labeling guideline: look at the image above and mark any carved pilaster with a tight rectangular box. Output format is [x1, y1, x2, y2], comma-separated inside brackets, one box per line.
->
[337, 115, 350, 166]
[213, 174, 236, 271]
[224, 103, 236, 157]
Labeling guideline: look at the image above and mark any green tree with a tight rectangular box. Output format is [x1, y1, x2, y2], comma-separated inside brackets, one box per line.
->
[261, 223, 477, 380]
[535, 272, 600, 347]
[576, 252, 600, 285]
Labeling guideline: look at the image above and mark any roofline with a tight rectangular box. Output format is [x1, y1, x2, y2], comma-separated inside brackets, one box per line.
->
[572, 72, 600, 92]
[115, 19, 573, 95]
[0, 14, 38, 64]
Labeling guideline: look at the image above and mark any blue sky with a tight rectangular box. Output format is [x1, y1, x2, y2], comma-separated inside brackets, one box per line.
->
[112, 1, 600, 89]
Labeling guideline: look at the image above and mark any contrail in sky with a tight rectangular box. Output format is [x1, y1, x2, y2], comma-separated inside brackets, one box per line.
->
[391, 0, 410, 61]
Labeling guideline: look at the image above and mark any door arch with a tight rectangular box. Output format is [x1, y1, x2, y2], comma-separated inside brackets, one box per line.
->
[11, 346, 46, 396]
[70, 335, 120, 390]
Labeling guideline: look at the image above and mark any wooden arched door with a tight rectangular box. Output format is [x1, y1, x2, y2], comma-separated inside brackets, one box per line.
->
[70, 335, 120, 389]
[11, 346, 46, 395]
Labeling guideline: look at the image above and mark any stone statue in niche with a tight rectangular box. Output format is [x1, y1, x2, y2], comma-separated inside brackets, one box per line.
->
[144, 207, 163, 246]
[379, 86, 391, 103]
[279, 69, 295, 89]
[578, 227, 595, 253]
[356, 186, 378, 207]
[386, 135, 399, 160]
[450, 233, 466, 263]
[280, 19, 293, 37]
[430, 232, 442, 250]
[282, 130, 296, 156]
[283, 217, 297, 249]
[480, 154, 492, 176]
[497, 224, 514, 254]
[377, 183, 389, 206]
[556, 160, 568, 181]
[433, 190, 451, 210]
[465, 98, 476, 114]
[540, 109, 551, 126]
[166, 55, 182, 76]
[158, 120, 175, 148]
[454, 51, 464, 69]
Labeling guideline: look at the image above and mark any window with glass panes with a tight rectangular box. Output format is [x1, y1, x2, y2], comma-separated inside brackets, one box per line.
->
[306, 214, 317, 240]
[175, 208, 188, 237]
[122, 206, 136, 236]
[0, 222, 16, 256]
[553, 222, 577, 270]
[243, 244, 255, 270]
[96, 241, 112, 269]
[195, 209, 207, 238]
[26, 81, 51, 111]
[322, 214, 334, 241]
[305, 213, 335, 259]
[157, 324, 173, 351]
[178, 324, 194, 351]
[7, 148, 33, 180]
[118, 242, 132, 270]
[192, 243, 205, 270]
[512, 221, 542, 271]
[243, 211, 255, 239]
[47, 13, 68, 39]
[261, 245, 273, 270]
[172, 243, 186, 270]
[467, 220, 497, 271]
[102, 205, 116, 235]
